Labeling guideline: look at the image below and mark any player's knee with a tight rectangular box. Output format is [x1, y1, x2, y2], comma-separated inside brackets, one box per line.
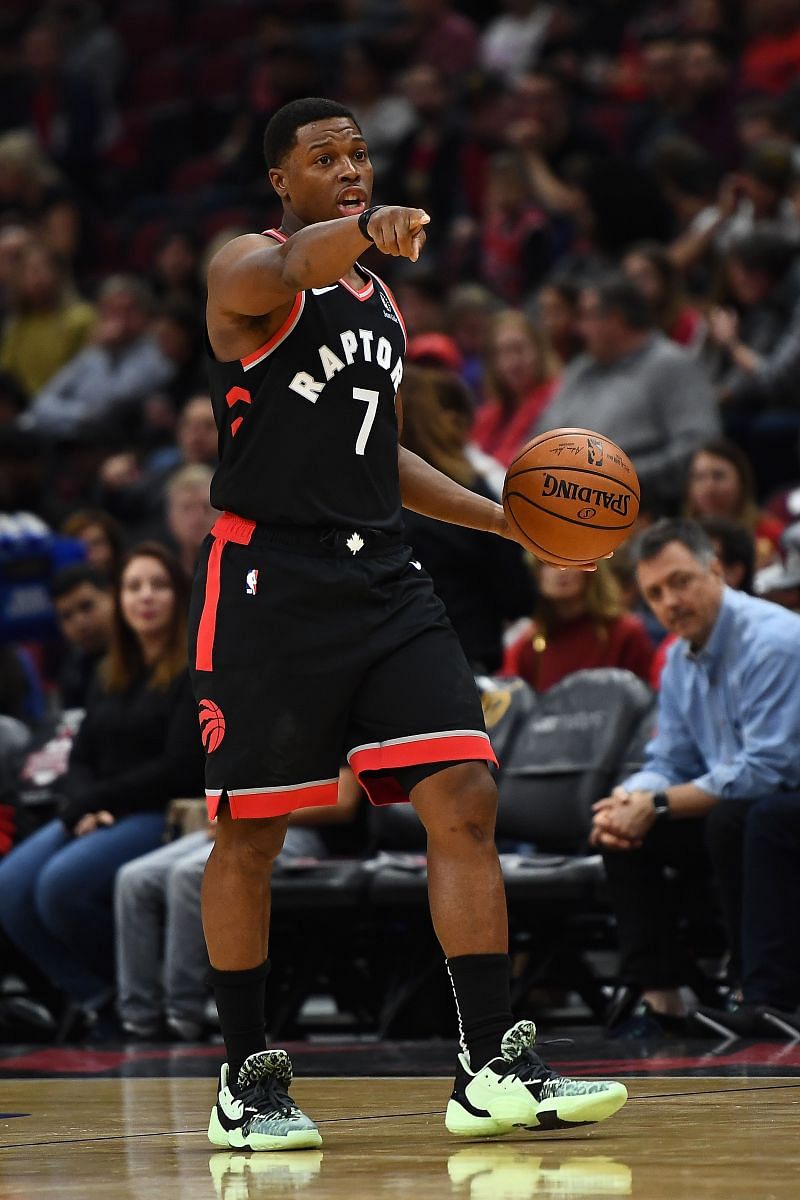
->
[214, 811, 288, 870]
[414, 763, 498, 846]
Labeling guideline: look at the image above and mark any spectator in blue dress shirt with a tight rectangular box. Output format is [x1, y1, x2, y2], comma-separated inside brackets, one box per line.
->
[592, 519, 800, 1037]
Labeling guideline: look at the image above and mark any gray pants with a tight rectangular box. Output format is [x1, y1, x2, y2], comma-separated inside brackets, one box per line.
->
[114, 826, 327, 1028]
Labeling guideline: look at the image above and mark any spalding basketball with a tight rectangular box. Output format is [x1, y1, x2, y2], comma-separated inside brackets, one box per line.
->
[502, 428, 640, 567]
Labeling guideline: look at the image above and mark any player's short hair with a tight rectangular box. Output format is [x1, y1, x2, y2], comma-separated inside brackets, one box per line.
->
[51, 562, 111, 600]
[263, 98, 359, 170]
[634, 518, 717, 568]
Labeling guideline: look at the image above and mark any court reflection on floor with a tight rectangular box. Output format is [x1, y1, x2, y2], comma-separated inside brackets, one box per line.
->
[205, 1147, 633, 1200]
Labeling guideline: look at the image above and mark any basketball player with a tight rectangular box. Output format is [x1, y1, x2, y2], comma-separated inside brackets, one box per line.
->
[192, 97, 627, 1151]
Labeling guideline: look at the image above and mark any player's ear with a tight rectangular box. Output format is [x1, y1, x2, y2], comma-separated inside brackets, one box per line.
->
[268, 167, 287, 198]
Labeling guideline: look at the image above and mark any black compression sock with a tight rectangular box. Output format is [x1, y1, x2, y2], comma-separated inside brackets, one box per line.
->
[208, 959, 270, 1087]
[446, 953, 514, 1071]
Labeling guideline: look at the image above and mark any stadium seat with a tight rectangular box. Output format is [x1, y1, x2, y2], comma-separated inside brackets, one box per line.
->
[496, 668, 655, 852]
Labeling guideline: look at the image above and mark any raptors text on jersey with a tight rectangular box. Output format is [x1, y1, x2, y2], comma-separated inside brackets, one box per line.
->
[206, 229, 407, 533]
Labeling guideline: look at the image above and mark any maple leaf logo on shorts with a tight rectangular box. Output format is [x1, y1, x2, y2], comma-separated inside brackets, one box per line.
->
[346, 532, 365, 555]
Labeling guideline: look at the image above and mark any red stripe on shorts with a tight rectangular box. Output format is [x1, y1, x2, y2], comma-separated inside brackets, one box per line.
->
[194, 512, 256, 672]
[206, 779, 339, 820]
[348, 731, 497, 805]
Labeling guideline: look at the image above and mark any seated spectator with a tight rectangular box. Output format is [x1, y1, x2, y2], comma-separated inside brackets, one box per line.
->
[150, 228, 204, 308]
[625, 34, 683, 164]
[478, 152, 552, 304]
[703, 228, 800, 489]
[0, 543, 203, 1023]
[22, 276, 174, 438]
[51, 564, 114, 709]
[0, 133, 77, 239]
[60, 509, 125, 578]
[0, 242, 94, 396]
[650, 515, 757, 687]
[150, 298, 206, 411]
[338, 41, 415, 180]
[622, 241, 704, 347]
[115, 768, 365, 1040]
[472, 310, 558, 467]
[754, 525, 800, 612]
[676, 34, 739, 169]
[383, 64, 463, 262]
[445, 284, 499, 398]
[705, 228, 800, 408]
[536, 273, 719, 506]
[8, 19, 104, 181]
[534, 275, 583, 365]
[98, 394, 218, 536]
[672, 141, 798, 275]
[480, 0, 555, 81]
[698, 516, 756, 594]
[684, 439, 785, 566]
[502, 560, 654, 691]
[406, 336, 506, 498]
[0, 225, 35, 323]
[399, 364, 535, 672]
[163, 464, 215, 578]
[592, 520, 800, 1036]
[508, 66, 609, 224]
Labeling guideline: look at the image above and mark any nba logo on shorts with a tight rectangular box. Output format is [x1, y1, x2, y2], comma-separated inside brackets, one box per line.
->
[246, 568, 258, 595]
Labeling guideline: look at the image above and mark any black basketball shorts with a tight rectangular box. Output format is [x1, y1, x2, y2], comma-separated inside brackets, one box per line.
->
[188, 512, 496, 819]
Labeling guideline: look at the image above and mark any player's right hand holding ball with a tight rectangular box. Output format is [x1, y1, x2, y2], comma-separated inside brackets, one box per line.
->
[368, 207, 430, 262]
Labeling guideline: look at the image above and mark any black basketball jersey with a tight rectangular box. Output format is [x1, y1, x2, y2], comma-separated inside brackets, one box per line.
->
[206, 228, 407, 533]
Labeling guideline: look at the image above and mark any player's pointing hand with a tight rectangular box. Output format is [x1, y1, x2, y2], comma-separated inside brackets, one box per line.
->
[367, 207, 430, 263]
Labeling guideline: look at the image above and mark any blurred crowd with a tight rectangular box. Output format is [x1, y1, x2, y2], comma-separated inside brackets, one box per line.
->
[2, 0, 800, 1042]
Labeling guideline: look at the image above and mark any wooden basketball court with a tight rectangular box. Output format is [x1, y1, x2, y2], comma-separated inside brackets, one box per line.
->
[2, 1075, 798, 1198]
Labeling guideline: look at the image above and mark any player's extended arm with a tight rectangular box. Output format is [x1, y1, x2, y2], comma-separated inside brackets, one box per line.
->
[398, 446, 601, 570]
[399, 445, 505, 535]
[208, 208, 430, 317]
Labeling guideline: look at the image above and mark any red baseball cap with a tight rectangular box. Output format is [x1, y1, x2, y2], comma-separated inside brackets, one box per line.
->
[406, 333, 463, 372]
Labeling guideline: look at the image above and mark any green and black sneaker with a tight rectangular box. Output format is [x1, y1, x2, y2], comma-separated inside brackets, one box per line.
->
[445, 1020, 628, 1137]
[208, 1050, 322, 1151]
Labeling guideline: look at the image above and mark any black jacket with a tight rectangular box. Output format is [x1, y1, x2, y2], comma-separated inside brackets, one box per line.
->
[57, 667, 204, 831]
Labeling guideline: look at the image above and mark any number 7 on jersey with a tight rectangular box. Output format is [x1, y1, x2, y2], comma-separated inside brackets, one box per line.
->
[353, 387, 379, 456]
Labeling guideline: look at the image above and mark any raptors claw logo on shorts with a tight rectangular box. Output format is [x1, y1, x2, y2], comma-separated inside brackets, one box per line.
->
[198, 698, 226, 753]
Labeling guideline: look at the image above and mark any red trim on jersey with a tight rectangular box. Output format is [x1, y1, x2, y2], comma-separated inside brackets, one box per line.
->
[240, 292, 304, 370]
[194, 513, 256, 672]
[338, 274, 374, 301]
[348, 732, 497, 805]
[261, 226, 374, 300]
[205, 779, 339, 820]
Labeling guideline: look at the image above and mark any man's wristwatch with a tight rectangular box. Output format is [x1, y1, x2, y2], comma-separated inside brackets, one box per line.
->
[652, 791, 670, 820]
[357, 205, 385, 242]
